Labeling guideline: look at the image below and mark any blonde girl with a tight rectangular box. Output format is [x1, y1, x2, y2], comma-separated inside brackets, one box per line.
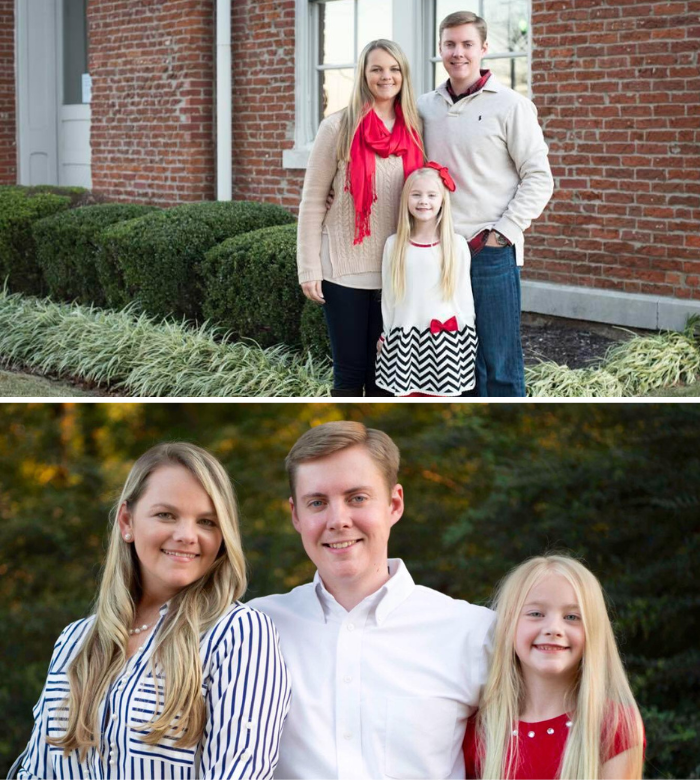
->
[464, 554, 644, 779]
[14, 442, 291, 780]
[296, 39, 424, 397]
[375, 164, 478, 396]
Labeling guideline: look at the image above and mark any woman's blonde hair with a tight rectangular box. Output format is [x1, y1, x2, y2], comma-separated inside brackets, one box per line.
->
[390, 167, 458, 302]
[48, 442, 247, 760]
[336, 39, 424, 162]
[478, 554, 644, 780]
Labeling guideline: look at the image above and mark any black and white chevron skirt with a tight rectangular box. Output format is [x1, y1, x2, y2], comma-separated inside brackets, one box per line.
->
[375, 324, 478, 396]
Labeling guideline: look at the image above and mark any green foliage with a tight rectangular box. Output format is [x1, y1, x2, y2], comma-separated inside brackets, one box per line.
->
[33, 204, 158, 306]
[0, 288, 331, 397]
[300, 299, 331, 359]
[201, 223, 304, 348]
[0, 187, 72, 295]
[97, 201, 295, 319]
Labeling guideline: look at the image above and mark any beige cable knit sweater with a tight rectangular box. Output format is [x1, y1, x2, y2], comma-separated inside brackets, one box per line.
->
[296, 110, 408, 285]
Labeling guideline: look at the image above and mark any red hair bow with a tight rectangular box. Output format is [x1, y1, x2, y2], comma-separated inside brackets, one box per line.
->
[425, 161, 456, 192]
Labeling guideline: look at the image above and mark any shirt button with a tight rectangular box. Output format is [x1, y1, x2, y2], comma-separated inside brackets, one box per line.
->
[246, 721, 255, 730]
[343, 732, 352, 740]
[528, 731, 535, 738]
[111, 714, 117, 722]
[346, 623, 355, 632]
[343, 675, 353, 684]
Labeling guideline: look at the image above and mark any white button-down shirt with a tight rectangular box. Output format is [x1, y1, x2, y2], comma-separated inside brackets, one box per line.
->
[248, 559, 495, 780]
[14, 602, 291, 779]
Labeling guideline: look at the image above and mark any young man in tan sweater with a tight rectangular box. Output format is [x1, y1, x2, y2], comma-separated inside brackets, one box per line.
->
[417, 11, 554, 397]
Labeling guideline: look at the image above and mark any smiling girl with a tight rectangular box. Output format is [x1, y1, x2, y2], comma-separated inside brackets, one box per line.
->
[464, 554, 644, 779]
[13, 443, 290, 780]
[375, 164, 477, 396]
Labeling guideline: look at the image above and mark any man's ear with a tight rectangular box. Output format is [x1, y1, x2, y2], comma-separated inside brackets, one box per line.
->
[289, 496, 302, 533]
[389, 483, 404, 528]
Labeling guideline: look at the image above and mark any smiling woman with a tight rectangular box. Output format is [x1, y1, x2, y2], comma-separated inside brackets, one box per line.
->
[296, 38, 425, 397]
[12, 443, 291, 780]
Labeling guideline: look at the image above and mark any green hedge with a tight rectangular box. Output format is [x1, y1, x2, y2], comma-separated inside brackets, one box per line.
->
[201, 223, 305, 348]
[97, 201, 296, 319]
[33, 204, 159, 306]
[0, 188, 73, 294]
[300, 299, 331, 358]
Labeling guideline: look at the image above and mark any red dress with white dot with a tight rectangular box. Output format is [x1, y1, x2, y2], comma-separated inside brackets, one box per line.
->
[463, 711, 643, 779]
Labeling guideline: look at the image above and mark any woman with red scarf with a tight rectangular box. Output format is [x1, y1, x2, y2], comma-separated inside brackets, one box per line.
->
[297, 39, 424, 397]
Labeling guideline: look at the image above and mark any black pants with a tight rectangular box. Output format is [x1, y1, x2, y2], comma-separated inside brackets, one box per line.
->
[322, 280, 388, 396]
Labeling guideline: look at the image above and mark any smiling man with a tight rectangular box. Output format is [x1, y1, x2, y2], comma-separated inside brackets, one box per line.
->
[418, 11, 554, 397]
[247, 421, 495, 779]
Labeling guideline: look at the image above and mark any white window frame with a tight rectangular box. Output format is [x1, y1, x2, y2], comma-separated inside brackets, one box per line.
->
[283, 0, 530, 170]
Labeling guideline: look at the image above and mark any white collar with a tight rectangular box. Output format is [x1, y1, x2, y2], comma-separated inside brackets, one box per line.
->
[311, 558, 415, 625]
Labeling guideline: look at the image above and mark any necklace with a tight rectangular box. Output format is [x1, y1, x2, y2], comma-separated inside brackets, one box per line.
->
[129, 621, 153, 636]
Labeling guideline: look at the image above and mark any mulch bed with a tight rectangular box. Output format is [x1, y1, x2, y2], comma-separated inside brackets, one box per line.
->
[521, 313, 638, 370]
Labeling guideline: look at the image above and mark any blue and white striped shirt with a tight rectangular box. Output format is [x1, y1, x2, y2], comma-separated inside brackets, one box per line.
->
[14, 601, 291, 779]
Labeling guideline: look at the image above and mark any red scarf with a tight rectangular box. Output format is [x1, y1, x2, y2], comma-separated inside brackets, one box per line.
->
[345, 103, 424, 244]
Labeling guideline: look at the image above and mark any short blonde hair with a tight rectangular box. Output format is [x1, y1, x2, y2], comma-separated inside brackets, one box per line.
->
[439, 11, 488, 45]
[286, 421, 400, 498]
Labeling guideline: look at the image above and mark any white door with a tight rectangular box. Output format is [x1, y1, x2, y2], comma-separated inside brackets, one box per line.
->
[17, 0, 58, 184]
[57, 0, 91, 187]
[16, 0, 91, 187]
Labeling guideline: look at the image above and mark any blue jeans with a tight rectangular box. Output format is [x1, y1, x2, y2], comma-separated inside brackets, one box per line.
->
[470, 245, 525, 397]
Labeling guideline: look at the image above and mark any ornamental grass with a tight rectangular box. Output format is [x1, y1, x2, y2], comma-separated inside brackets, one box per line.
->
[526, 318, 700, 398]
[0, 289, 331, 397]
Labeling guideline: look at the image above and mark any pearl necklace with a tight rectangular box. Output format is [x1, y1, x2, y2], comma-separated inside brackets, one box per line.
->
[129, 622, 153, 636]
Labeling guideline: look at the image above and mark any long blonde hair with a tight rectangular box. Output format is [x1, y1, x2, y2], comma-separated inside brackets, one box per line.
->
[336, 39, 424, 162]
[48, 442, 247, 759]
[390, 167, 458, 302]
[478, 555, 644, 780]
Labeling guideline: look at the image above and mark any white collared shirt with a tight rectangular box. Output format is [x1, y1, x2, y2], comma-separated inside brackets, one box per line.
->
[248, 559, 495, 780]
[14, 601, 291, 780]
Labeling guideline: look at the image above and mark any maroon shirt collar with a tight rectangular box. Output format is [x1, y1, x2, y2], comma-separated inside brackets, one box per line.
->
[446, 69, 492, 103]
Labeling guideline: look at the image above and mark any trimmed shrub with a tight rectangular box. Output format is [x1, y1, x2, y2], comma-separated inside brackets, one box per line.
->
[96, 200, 295, 319]
[300, 299, 331, 359]
[0, 187, 72, 294]
[33, 204, 159, 306]
[201, 223, 304, 348]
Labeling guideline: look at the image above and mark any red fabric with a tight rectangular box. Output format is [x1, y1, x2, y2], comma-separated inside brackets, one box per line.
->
[345, 103, 424, 244]
[430, 316, 458, 335]
[425, 160, 456, 191]
[446, 69, 492, 103]
[463, 710, 645, 780]
[468, 229, 491, 256]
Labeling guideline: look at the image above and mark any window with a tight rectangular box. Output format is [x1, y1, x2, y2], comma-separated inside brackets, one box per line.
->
[284, 0, 530, 169]
[432, 0, 529, 95]
[310, 0, 393, 126]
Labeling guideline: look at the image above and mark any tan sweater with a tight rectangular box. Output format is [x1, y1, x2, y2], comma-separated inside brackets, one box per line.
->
[418, 77, 553, 266]
[296, 110, 407, 284]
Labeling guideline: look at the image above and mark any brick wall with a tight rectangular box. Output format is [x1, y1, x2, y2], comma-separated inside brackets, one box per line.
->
[0, 0, 16, 184]
[231, 0, 304, 209]
[89, 0, 216, 204]
[527, 0, 700, 300]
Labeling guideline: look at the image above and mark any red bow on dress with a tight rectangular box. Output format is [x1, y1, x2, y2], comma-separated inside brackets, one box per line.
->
[430, 316, 458, 335]
[425, 161, 456, 192]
